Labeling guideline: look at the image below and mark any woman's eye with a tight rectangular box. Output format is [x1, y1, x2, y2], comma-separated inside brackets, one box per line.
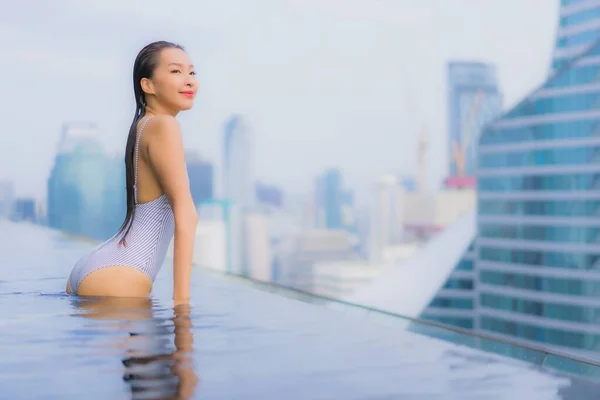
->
[190, 71, 196, 75]
[170, 70, 181, 74]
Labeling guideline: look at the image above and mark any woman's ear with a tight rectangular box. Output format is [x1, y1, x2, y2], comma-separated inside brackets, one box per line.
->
[140, 77, 155, 95]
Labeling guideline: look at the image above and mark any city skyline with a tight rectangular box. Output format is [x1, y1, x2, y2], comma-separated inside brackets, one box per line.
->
[0, 1, 558, 203]
[7, 0, 600, 368]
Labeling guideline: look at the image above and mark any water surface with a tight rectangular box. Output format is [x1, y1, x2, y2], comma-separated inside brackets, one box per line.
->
[1, 220, 599, 399]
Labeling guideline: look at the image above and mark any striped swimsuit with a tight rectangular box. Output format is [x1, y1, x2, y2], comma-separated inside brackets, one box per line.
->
[68, 117, 175, 293]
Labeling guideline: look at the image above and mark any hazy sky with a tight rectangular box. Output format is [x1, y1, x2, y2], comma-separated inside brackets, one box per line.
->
[0, 0, 559, 202]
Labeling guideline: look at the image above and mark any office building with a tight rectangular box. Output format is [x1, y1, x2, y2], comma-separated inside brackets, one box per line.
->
[475, 3, 600, 356]
[186, 150, 214, 205]
[553, 0, 600, 70]
[447, 61, 503, 177]
[12, 198, 36, 222]
[222, 115, 254, 209]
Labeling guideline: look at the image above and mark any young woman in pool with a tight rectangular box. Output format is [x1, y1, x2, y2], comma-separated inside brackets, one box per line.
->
[66, 41, 199, 305]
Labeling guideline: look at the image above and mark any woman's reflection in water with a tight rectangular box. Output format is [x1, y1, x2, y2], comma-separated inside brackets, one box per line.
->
[73, 296, 198, 399]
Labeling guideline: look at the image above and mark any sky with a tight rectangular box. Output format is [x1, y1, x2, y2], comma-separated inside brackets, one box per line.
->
[0, 0, 559, 202]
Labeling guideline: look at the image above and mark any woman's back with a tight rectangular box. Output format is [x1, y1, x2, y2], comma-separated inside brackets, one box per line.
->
[68, 117, 175, 294]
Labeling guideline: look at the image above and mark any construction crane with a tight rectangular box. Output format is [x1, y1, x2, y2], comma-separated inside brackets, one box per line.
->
[401, 78, 430, 193]
[452, 89, 486, 177]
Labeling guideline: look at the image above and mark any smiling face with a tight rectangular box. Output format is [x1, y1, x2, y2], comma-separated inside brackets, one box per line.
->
[141, 47, 198, 113]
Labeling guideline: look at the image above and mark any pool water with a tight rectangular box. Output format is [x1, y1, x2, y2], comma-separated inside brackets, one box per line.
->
[1, 220, 599, 399]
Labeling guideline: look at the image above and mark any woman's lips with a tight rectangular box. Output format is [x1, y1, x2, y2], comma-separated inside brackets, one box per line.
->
[181, 91, 195, 98]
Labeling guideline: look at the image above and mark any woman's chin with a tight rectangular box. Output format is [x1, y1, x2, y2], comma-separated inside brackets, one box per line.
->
[177, 100, 195, 111]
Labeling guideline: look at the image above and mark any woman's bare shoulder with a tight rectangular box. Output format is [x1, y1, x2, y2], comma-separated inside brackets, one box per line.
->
[144, 115, 181, 140]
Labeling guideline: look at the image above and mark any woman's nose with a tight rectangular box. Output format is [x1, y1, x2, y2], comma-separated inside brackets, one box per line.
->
[185, 76, 196, 87]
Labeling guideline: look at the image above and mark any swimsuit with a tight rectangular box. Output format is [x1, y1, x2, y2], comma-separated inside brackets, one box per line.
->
[68, 117, 175, 292]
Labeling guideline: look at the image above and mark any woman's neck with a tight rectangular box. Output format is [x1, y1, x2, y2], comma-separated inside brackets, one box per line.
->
[145, 103, 178, 118]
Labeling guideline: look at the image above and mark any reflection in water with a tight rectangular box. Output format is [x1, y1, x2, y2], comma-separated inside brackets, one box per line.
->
[71, 296, 198, 399]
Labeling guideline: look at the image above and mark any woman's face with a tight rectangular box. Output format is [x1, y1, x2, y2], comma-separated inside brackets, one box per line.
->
[144, 47, 198, 112]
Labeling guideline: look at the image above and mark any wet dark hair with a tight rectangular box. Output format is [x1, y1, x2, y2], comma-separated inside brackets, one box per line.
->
[117, 41, 185, 245]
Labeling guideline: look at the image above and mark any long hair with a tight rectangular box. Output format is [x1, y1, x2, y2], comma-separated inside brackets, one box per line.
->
[117, 41, 185, 246]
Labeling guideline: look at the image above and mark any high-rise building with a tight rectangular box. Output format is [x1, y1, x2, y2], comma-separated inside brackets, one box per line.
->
[186, 150, 214, 205]
[368, 174, 405, 262]
[0, 180, 14, 219]
[255, 181, 283, 208]
[314, 169, 351, 231]
[348, 209, 476, 320]
[447, 62, 503, 178]
[197, 199, 242, 275]
[552, 0, 600, 71]
[222, 115, 253, 209]
[474, 3, 600, 358]
[242, 212, 272, 282]
[47, 123, 120, 240]
[188, 200, 229, 272]
[341, 190, 356, 229]
[421, 241, 476, 330]
[12, 198, 36, 222]
[345, 0, 600, 362]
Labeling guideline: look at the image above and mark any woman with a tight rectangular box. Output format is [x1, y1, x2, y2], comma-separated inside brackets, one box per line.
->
[66, 41, 199, 305]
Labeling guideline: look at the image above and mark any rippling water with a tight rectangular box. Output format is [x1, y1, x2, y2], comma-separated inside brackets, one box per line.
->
[2, 220, 600, 399]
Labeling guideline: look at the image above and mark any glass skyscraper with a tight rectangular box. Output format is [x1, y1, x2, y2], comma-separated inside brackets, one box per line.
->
[420, 1, 600, 360]
[553, 0, 600, 71]
[314, 169, 344, 230]
[222, 115, 254, 209]
[476, 1, 600, 358]
[420, 63, 502, 330]
[447, 62, 503, 177]
[47, 123, 125, 241]
[422, 241, 475, 330]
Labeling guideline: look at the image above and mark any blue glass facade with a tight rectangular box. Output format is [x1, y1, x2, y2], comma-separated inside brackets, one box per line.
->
[421, 241, 475, 330]
[424, 3, 600, 357]
[476, 37, 600, 356]
[552, 0, 600, 70]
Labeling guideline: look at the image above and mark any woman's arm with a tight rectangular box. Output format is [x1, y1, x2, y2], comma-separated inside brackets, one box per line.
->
[146, 115, 198, 304]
